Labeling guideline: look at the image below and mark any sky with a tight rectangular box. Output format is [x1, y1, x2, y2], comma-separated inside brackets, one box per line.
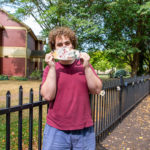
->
[2, 6, 42, 36]
[23, 16, 42, 36]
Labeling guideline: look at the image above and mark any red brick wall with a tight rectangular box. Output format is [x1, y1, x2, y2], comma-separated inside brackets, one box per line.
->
[0, 29, 3, 46]
[1, 29, 26, 47]
[0, 10, 23, 27]
[0, 57, 25, 77]
[0, 10, 45, 77]
[0, 57, 3, 74]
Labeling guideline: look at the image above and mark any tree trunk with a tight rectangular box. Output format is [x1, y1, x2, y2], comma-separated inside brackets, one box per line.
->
[132, 0, 144, 76]
[131, 53, 140, 77]
[148, 63, 150, 74]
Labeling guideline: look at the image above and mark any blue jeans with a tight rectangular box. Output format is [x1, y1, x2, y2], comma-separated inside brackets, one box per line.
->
[42, 123, 96, 150]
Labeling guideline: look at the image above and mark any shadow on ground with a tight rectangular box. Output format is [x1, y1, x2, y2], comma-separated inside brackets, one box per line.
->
[96, 143, 108, 150]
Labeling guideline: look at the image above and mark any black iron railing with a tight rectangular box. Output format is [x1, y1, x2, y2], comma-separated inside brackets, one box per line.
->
[91, 75, 150, 142]
[0, 75, 150, 149]
[0, 86, 49, 150]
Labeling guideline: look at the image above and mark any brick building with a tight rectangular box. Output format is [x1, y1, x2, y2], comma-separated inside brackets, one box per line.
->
[0, 9, 45, 77]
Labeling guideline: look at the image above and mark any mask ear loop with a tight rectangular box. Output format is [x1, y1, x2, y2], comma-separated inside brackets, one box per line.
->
[75, 50, 81, 66]
[76, 56, 81, 66]
[76, 59, 81, 66]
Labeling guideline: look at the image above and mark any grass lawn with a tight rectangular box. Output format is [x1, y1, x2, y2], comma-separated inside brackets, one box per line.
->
[0, 80, 48, 150]
[0, 80, 42, 108]
[98, 74, 110, 79]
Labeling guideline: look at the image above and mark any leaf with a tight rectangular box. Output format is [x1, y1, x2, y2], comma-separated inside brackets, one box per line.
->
[139, 136, 143, 139]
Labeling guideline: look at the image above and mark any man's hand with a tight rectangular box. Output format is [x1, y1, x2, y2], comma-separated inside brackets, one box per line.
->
[45, 52, 55, 67]
[41, 52, 56, 101]
[80, 52, 90, 68]
[80, 52, 102, 94]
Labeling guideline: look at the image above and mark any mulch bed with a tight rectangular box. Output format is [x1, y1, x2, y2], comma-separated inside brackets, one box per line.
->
[96, 95, 150, 150]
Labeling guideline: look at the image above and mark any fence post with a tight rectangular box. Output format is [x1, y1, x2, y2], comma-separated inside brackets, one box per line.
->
[29, 88, 33, 150]
[119, 76, 124, 118]
[18, 86, 23, 150]
[90, 94, 95, 122]
[38, 85, 43, 150]
[149, 75, 150, 94]
[6, 91, 11, 150]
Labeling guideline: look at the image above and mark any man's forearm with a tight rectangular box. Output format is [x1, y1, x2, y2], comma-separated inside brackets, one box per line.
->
[85, 66, 102, 94]
[41, 67, 56, 101]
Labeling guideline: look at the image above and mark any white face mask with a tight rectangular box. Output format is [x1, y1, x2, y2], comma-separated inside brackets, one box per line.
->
[53, 47, 80, 60]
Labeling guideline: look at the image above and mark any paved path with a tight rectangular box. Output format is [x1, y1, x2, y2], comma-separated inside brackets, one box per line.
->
[96, 95, 150, 150]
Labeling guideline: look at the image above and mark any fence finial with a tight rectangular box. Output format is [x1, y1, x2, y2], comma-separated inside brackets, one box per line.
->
[6, 91, 11, 107]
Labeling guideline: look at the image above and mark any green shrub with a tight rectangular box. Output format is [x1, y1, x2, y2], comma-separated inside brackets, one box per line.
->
[29, 70, 42, 80]
[9, 76, 28, 81]
[114, 69, 127, 78]
[0, 75, 9, 80]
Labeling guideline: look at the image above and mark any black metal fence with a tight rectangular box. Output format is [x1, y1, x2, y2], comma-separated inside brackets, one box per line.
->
[91, 75, 150, 142]
[0, 75, 150, 149]
[0, 86, 49, 150]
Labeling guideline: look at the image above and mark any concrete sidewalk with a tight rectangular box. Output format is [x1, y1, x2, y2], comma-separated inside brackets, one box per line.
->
[96, 95, 150, 150]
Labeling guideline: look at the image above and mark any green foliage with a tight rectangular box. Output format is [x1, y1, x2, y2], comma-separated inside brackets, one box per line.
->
[89, 50, 128, 71]
[0, 0, 102, 50]
[1, 0, 150, 75]
[102, 0, 150, 75]
[138, 2, 150, 15]
[89, 50, 112, 71]
[0, 75, 9, 80]
[114, 69, 127, 78]
[9, 76, 28, 81]
[29, 70, 42, 80]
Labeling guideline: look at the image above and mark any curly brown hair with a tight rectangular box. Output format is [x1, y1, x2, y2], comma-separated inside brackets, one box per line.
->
[48, 26, 77, 50]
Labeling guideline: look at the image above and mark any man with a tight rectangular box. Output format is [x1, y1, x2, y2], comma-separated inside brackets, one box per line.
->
[41, 26, 102, 150]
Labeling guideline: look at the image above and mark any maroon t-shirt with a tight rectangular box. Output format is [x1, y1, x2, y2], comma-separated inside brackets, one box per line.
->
[42, 60, 100, 130]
